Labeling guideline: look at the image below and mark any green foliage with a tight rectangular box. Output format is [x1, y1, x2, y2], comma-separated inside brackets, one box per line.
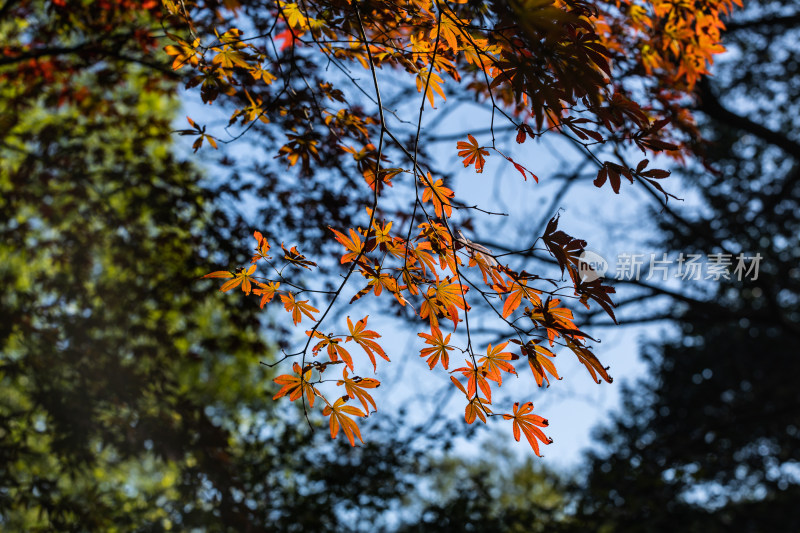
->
[0, 66, 267, 529]
[398, 444, 571, 533]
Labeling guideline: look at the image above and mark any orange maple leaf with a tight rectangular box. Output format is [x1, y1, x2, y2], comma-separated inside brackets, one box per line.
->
[478, 341, 517, 385]
[422, 279, 468, 329]
[456, 134, 489, 173]
[253, 281, 280, 308]
[280, 293, 319, 325]
[418, 326, 454, 370]
[203, 264, 256, 295]
[452, 361, 492, 403]
[525, 342, 560, 387]
[281, 243, 317, 270]
[251, 230, 271, 263]
[322, 396, 366, 446]
[273, 362, 316, 407]
[566, 338, 612, 384]
[527, 298, 581, 346]
[495, 276, 542, 318]
[502, 401, 552, 456]
[415, 68, 445, 107]
[345, 316, 389, 371]
[465, 395, 491, 424]
[430, 14, 466, 51]
[163, 38, 200, 70]
[421, 174, 455, 218]
[329, 226, 365, 264]
[310, 331, 353, 370]
[338, 368, 380, 413]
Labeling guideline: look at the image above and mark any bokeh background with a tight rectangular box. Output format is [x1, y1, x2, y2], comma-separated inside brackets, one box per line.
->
[1, 1, 799, 531]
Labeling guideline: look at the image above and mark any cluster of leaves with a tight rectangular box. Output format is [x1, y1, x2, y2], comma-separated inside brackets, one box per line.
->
[0, 4, 575, 527]
[569, 1, 800, 529]
[2, 0, 735, 455]
[206, 214, 620, 453]
[159, 0, 739, 452]
[0, 0, 168, 108]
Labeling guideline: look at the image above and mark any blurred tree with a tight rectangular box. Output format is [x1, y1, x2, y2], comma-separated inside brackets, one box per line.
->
[0, 45, 430, 532]
[570, 2, 800, 531]
[397, 443, 571, 533]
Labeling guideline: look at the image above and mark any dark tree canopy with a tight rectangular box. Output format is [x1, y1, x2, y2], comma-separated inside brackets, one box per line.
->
[571, 1, 800, 531]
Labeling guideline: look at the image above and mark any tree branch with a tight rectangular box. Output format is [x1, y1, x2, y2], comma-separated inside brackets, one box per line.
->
[725, 12, 800, 32]
[696, 78, 800, 156]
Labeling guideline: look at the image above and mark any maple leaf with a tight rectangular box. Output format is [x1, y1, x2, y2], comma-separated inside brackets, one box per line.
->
[562, 117, 604, 144]
[322, 396, 366, 446]
[228, 90, 269, 125]
[178, 117, 218, 152]
[566, 338, 612, 384]
[502, 402, 552, 456]
[273, 362, 316, 407]
[465, 395, 491, 424]
[248, 64, 277, 85]
[278, 134, 320, 175]
[345, 316, 389, 371]
[310, 331, 353, 370]
[542, 215, 587, 275]
[251, 230, 271, 263]
[371, 220, 395, 250]
[593, 161, 632, 194]
[477, 342, 518, 385]
[418, 326, 454, 370]
[416, 68, 446, 107]
[164, 37, 200, 70]
[570, 274, 617, 324]
[211, 46, 251, 70]
[527, 298, 582, 346]
[273, 27, 295, 51]
[514, 340, 560, 387]
[337, 368, 380, 413]
[456, 134, 489, 173]
[253, 281, 280, 308]
[515, 123, 534, 144]
[450, 375, 492, 423]
[329, 226, 365, 263]
[431, 14, 466, 51]
[279, 2, 308, 30]
[450, 375, 468, 396]
[420, 279, 468, 330]
[495, 276, 542, 318]
[409, 241, 439, 280]
[281, 243, 317, 270]
[418, 222, 460, 275]
[351, 265, 407, 307]
[452, 361, 492, 403]
[421, 174, 454, 218]
[504, 155, 538, 182]
[467, 250, 502, 285]
[280, 293, 319, 325]
[203, 264, 256, 295]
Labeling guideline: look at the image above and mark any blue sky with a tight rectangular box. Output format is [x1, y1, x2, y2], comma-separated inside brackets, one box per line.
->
[176, 59, 707, 470]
